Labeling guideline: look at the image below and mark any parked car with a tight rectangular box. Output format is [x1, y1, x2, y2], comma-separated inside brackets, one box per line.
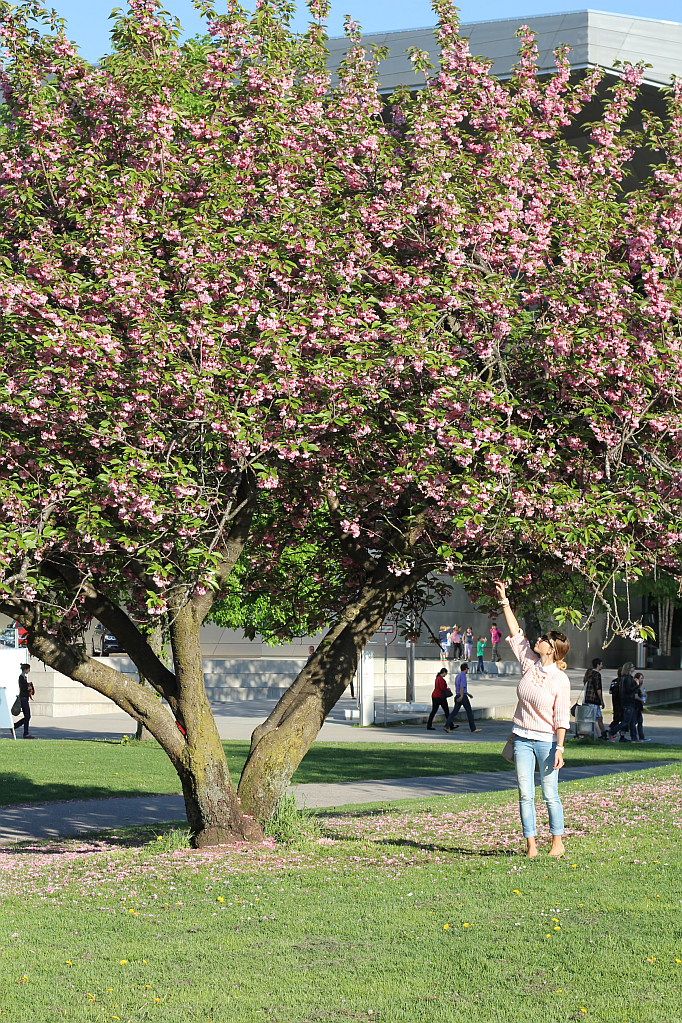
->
[92, 624, 124, 656]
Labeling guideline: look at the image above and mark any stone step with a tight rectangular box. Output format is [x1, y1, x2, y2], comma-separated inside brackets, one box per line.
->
[204, 687, 289, 702]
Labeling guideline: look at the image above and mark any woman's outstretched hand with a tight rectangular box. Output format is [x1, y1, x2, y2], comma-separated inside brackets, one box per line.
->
[494, 580, 507, 602]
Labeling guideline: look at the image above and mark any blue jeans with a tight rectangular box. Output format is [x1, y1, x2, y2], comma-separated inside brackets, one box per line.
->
[609, 703, 637, 740]
[513, 736, 564, 838]
[476, 655, 484, 673]
[446, 694, 475, 731]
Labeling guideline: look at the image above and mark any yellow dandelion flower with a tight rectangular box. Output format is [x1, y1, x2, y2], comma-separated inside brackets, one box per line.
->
[554, 926, 561, 931]
[579, 1009, 586, 1014]
[463, 923, 469, 928]
[675, 959, 681, 964]
[119, 960, 127, 965]
[512, 889, 521, 894]
[156, 836, 163, 841]
[552, 918, 559, 922]
[65, 961, 72, 966]
[217, 897, 225, 903]
[129, 909, 135, 914]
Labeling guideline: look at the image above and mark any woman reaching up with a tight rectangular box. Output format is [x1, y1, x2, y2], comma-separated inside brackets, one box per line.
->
[495, 581, 571, 859]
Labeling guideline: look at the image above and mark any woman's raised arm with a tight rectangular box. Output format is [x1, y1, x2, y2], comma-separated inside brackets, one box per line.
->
[494, 580, 520, 637]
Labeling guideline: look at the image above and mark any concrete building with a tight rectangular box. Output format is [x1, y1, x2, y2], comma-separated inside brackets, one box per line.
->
[326, 10, 682, 91]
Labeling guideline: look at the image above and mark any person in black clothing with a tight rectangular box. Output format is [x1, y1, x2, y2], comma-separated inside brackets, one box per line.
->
[607, 662, 638, 741]
[609, 667, 622, 731]
[13, 663, 34, 739]
[583, 658, 606, 738]
[633, 673, 650, 741]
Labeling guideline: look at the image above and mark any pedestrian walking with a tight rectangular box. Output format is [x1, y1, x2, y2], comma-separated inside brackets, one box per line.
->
[463, 627, 474, 661]
[495, 580, 570, 859]
[633, 673, 650, 741]
[476, 635, 487, 674]
[609, 668, 622, 731]
[450, 626, 462, 660]
[607, 663, 638, 741]
[439, 625, 450, 663]
[12, 663, 35, 739]
[445, 663, 481, 734]
[490, 622, 502, 663]
[583, 658, 607, 738]
[426, 667, 452, 730]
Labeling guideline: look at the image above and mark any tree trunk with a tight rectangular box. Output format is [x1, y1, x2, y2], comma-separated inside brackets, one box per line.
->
[168, 600, 263, 846]
[237, 572, 423, 819]
[658, 598, 673, 657]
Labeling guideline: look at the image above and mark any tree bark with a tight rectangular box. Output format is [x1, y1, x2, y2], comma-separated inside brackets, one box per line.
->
[657, 598, 673, 657]
[168, 598, 262, 846]
[237, 570, 424, 819]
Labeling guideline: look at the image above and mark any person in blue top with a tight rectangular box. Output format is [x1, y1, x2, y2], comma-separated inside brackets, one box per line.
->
[444, 663, 481, 734]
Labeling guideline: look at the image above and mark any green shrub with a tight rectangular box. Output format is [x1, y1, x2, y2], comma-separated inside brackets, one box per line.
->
[263, 794, 320, 845]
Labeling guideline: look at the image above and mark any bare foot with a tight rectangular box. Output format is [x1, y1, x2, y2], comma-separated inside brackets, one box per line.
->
[548, 838, 565, 858]
[526, 838, 538, 859]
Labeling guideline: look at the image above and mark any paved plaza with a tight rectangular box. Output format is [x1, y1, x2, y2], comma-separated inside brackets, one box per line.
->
[8, 685, 682, 746]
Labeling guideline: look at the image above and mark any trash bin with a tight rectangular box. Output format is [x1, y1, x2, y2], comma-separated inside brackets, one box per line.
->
[575, 704, 598, 740]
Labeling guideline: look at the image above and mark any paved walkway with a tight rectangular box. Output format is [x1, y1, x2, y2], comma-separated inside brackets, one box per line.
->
[10, 699, 682, 745]
[0, 761, 671, 846]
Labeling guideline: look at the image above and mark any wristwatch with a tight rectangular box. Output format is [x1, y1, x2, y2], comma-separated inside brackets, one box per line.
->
[556, 745, 564, 752]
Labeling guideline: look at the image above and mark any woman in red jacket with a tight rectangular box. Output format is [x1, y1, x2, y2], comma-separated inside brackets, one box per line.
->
[427, 668, 452, 730]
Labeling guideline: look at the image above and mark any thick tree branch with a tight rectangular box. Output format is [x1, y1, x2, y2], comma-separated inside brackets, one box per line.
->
[26, 626, 185, 761]
[191, 468, 257, 624]
[42, 557, 178, 702]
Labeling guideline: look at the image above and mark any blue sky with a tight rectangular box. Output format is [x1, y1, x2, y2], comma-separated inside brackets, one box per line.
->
[51, 1, 682, 61]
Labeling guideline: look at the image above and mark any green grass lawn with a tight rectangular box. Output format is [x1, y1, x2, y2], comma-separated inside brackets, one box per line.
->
[0, 737, 680, 808]
[0, 763, 680, 1021]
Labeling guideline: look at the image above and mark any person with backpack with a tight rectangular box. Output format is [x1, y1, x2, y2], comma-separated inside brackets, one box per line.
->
[427, 667, 452, 730]
[583, 658, 606, 738]
[609, 667, 622, 732]
[12, 663, 35, 739]
[607, 663, 638, 741]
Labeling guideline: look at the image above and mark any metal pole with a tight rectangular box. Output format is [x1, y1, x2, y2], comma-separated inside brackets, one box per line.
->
[405, 639, 415, 703]
[384, 634, 388, 725]
[636, 641, 646, 669]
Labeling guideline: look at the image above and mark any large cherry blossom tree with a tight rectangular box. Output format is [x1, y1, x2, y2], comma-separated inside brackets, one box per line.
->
[1, 0, 682, 836]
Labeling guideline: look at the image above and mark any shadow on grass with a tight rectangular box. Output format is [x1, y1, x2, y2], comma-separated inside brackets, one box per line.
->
[0, 821, 189, 857]
[0, 769, 178, 809]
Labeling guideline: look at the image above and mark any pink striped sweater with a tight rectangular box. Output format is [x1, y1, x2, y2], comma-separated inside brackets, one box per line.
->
[507, 630, 571, 735]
